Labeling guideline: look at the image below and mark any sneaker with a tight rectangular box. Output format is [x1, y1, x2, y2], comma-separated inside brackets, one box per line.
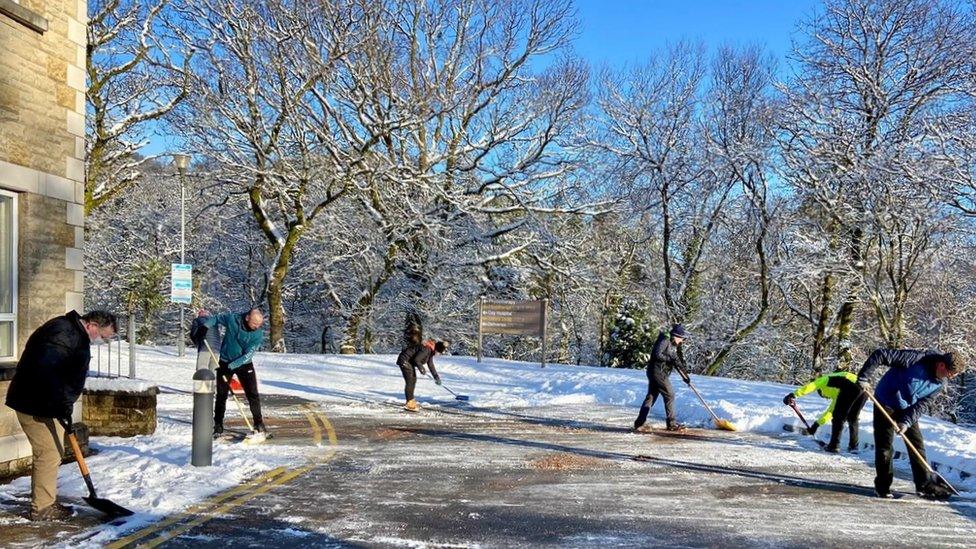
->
[665, 422, 687, 432]
[875, 488, 895, 499]
[29, 502, 72, 521]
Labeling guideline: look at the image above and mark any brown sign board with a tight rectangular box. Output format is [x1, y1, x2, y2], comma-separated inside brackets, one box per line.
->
[480, 299, 546, 337]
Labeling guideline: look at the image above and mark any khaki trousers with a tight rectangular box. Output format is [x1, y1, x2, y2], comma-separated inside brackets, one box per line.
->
[16, 412, 65, 512]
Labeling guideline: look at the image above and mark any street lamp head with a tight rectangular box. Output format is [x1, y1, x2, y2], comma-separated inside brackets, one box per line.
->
[172, 153, 191, 171]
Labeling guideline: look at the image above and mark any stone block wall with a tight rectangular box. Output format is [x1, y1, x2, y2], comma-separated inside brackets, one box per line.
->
[0, 0, 88, 474]
[0, 0, 87, 194]
[83, 387, 159, 437]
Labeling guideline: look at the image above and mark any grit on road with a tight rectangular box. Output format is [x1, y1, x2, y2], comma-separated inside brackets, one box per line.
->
[107, 396, 976, 548]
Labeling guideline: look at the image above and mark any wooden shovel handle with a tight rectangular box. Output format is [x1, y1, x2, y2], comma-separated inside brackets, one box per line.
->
[67, 432, 90, 477]
[862, 389, 934, 474]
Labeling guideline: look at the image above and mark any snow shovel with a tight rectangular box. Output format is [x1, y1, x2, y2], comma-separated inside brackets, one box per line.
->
[439, 382, 469, 402]
[678, 368, 737, 431]
[58, 418, 134, 517]
[862, 389, 959, 497]
[788, 402, 827, 448]
[203, 340, 264, 443]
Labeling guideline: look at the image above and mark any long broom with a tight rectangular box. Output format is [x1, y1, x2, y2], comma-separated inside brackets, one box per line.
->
[677, 367, 737, 431]
[862, 389, 959, 496]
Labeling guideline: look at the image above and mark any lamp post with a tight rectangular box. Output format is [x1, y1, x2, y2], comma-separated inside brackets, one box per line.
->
[172, 153, 191, 357]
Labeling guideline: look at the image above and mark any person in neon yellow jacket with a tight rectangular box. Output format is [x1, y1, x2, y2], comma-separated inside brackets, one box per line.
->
[783, 371, 867, 453]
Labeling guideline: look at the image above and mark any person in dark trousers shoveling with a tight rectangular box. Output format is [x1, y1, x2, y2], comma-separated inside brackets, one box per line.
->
[396, 338, 447, 411]
[5, 310, 117, 521]
[199, 308, 266, 437]
[634, 324, 691, 432]
[783, 370, 866, 453]
[856, 348, 965, 499]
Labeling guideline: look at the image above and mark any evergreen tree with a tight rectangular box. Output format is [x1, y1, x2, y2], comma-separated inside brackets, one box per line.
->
[605, 300, 655, 369]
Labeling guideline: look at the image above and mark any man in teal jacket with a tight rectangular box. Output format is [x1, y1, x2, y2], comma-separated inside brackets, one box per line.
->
[200, 308, 266, 435]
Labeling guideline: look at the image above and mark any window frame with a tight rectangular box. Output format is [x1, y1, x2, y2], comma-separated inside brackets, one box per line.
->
[0, 189, 18, 360]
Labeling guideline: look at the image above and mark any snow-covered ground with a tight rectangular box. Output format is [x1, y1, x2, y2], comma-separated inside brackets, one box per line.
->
[2, 345, 975, 544]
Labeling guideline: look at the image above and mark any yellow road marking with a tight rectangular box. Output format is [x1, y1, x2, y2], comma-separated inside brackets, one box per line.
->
[104, 467, 289, 549]
[108, 406, 338, 548]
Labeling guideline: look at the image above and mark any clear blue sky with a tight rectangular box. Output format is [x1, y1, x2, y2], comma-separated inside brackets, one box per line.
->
[145, 1, 819, 156]
[571, 0, 820, 68]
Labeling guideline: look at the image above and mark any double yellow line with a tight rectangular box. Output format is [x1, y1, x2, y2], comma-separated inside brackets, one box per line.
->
[107, 406, 338, 549]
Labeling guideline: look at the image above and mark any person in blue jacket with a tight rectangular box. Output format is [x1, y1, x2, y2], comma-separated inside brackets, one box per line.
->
[856, 348, 965, 499]
[199, 308, 266, 436]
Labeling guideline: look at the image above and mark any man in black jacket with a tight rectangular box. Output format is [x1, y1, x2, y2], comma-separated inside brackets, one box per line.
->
[395, 339, 447, 411]
[4, 310, 117, 521]
[634, 324, 691, 432]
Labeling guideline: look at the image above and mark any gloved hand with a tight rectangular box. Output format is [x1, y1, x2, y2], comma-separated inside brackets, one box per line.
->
[783, 393, 796, 406]
[805, 422, 820, 436]
[58, 407, 74, 433]
[677, 368, 691, 385]
[896, 422, 910, 435]
[857, 378, 871, 393]
[435, 378, 443, 386]
[418, 367, 428, 376]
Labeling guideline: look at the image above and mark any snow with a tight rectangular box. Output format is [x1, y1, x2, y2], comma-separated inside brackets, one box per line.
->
[3, 344, 976, 544]
[83, 376, 158, 394]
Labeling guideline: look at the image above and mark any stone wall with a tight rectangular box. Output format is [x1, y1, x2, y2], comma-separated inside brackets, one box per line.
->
[0, 0, 87, 189]
[83, 387, 159, 437]
[0, 0, 87, 474]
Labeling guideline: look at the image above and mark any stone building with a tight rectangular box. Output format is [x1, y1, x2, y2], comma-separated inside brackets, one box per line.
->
[0, 0, 87, 476]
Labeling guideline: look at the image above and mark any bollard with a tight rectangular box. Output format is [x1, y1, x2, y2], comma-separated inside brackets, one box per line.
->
[191, 368, 216, 466]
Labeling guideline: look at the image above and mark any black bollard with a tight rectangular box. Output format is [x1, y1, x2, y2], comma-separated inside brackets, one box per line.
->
[192, 368, 216, 466]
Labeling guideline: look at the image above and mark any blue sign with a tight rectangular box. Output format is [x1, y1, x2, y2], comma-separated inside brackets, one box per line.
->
[170, 263, 193, 304]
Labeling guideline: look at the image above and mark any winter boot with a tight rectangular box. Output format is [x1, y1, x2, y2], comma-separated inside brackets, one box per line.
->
[213, 423, 224, 439]
[29, 502, 72, 522]
[824, 445, 840, 454]
[665, 422, 686, 432]
[874, 488, 894, 499]
[404, 399, 420, 412]
[633, 423, 653, 433]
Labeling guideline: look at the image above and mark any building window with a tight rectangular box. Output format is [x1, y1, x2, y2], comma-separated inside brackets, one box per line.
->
[0, 190, 17, 359]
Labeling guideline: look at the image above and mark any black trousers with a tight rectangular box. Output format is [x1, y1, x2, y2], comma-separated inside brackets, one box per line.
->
[215, 362, 263, 427]
[874, 405, 929, 493]
[400, 365, 417, 401]
[634, 366, 675, 428]
[827, 386, 867, 450]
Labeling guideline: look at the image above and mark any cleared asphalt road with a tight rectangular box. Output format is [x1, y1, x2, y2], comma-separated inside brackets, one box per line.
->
[4, 395, 975, 548]
[143, 398, 976, 548]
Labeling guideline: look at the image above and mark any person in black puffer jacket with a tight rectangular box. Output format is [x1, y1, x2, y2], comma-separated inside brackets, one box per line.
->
[5, 310, 117, 521]
[396, 339, 448, 411]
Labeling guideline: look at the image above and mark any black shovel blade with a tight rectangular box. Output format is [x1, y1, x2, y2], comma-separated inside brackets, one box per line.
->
[84, 496, 134, 517]
[923, 472, 961, 498]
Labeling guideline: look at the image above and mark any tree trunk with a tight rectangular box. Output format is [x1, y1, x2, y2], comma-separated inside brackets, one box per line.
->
[811, 273, 834, 375]
[835, 226, 865, 369]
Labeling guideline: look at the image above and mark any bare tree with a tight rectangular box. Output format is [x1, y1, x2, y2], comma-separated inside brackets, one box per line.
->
[86, 0, 192, 213]
[778, 0, 975, 368]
